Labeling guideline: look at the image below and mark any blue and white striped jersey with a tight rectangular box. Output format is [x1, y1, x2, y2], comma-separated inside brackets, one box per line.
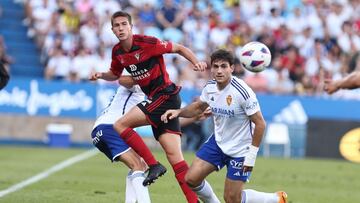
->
[93, 85, 145, 129]
[93, 70, 145, 128]
[199, 76, 260, 157]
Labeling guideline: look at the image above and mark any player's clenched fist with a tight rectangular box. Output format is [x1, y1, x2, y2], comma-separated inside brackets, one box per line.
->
[193, 61, 207, 72]
[323, 79, 338, 94]
[161, 109, 181, 123]
[89, 72, 103, 81]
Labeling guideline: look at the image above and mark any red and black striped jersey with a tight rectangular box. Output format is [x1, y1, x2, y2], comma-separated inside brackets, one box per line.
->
[110, 34, 179, 98]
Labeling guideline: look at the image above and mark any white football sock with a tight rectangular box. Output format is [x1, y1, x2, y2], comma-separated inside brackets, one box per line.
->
[129, 170, 151, 203]
[192, 180, 221, 203]
[242, 189, 279, 203]
[125, 170, 136, 203]
[125, 170, 137, 203]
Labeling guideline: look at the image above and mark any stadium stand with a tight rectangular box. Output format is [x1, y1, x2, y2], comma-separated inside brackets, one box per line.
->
[0, 0, 42, 77]
[0, 0, 357, 97]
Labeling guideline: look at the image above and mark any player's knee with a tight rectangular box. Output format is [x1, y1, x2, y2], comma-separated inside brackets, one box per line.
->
[184, 172, 200, 188]
[163, 148, 182, 165]
[120, 155, 145, 171]
[128, 160, 143, 171]
[113, 120, 126, 134]
[165, 152, 180, 164]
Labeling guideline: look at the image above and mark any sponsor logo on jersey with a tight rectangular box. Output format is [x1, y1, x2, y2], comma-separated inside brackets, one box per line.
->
[230, 159, 243, 169]
[129, 67, 150, 80]
[211, 107, 235, 118]
[226, 95, 232, 106]
[130, 64, 137, 71]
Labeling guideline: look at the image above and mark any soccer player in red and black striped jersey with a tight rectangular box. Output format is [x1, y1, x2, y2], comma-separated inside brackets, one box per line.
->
[90, 11, 206, 203]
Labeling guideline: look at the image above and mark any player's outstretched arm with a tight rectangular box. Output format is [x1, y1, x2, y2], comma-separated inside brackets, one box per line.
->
[118, 76, 136, 89]
[161, 101, 209, 123]
[179, 107, 212, 127]
[249, 111, 266, 148]
[171, 43, 207, 71]
[243, 111, 266, 173]
[89, 70, 119, 81]
[324, 71, 360, 94]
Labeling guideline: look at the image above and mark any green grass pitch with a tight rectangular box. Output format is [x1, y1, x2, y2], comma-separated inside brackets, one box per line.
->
[0, 146, 360, 203]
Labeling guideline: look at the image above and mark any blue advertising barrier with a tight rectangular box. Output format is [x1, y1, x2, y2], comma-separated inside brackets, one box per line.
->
[1, 78, 359, 121]
[257, 94, 360, 122]
[0, 77, 97, 118]
[1, 78, 359, 156]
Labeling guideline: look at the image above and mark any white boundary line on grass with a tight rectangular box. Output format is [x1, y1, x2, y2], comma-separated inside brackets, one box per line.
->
[0, 148, 99, 198]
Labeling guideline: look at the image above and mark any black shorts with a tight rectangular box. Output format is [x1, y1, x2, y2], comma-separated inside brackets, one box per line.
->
[137, 91, 181, 140]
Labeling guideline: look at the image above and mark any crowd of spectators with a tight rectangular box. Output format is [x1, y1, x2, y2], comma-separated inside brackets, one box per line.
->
[18, 0, 360, 98]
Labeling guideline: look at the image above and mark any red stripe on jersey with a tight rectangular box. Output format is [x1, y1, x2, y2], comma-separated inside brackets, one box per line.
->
[146, 98, 163, 113]
[145, 114, 157, 128]
[111, 34, 174, 97]
[147, 95, 170, 112]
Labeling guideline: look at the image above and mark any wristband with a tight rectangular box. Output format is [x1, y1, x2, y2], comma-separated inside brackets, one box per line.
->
[244, 145, 259, 167]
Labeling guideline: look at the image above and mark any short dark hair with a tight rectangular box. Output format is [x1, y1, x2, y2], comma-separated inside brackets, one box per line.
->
[210, 49, 234, 66]
[111, 11, 132, 26]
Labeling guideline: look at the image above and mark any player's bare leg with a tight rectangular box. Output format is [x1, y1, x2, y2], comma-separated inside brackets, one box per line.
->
[224, 178, 244, 203]
[185, 158, 220, 203]
[118, 149, 147, 171]
[158, 132, 184, 164]
[114, 106, 167, 186]
[114, 105, 149, 132]
[158, 133, 198, 203]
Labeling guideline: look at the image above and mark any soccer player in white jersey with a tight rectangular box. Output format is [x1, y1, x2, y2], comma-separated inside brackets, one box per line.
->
[91, 71, 151, 203]
[161, 49, 288, 203]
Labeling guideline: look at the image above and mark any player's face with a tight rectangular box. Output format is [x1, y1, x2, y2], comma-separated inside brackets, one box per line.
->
[211, 60, 234, 85]
[112, 16, 132, 41]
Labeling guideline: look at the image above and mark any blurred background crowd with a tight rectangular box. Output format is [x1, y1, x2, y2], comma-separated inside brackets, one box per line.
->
[1, 0, 360, 96]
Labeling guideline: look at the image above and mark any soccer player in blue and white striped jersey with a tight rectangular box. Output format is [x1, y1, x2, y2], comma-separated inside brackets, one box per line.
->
[91, 70, 151, 203]
[162, 49, 287, 203]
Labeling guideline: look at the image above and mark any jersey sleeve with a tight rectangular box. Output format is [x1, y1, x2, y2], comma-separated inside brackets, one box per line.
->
[152, 37, 173, 55]
[199, 86, 209, 103]
[240, 87, 260, 116]
[110, 46, 124, 77]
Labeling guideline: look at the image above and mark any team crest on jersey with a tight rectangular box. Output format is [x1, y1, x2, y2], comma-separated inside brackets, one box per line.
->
[226, 95, 232, 106]
[134, 53, 140, 61]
